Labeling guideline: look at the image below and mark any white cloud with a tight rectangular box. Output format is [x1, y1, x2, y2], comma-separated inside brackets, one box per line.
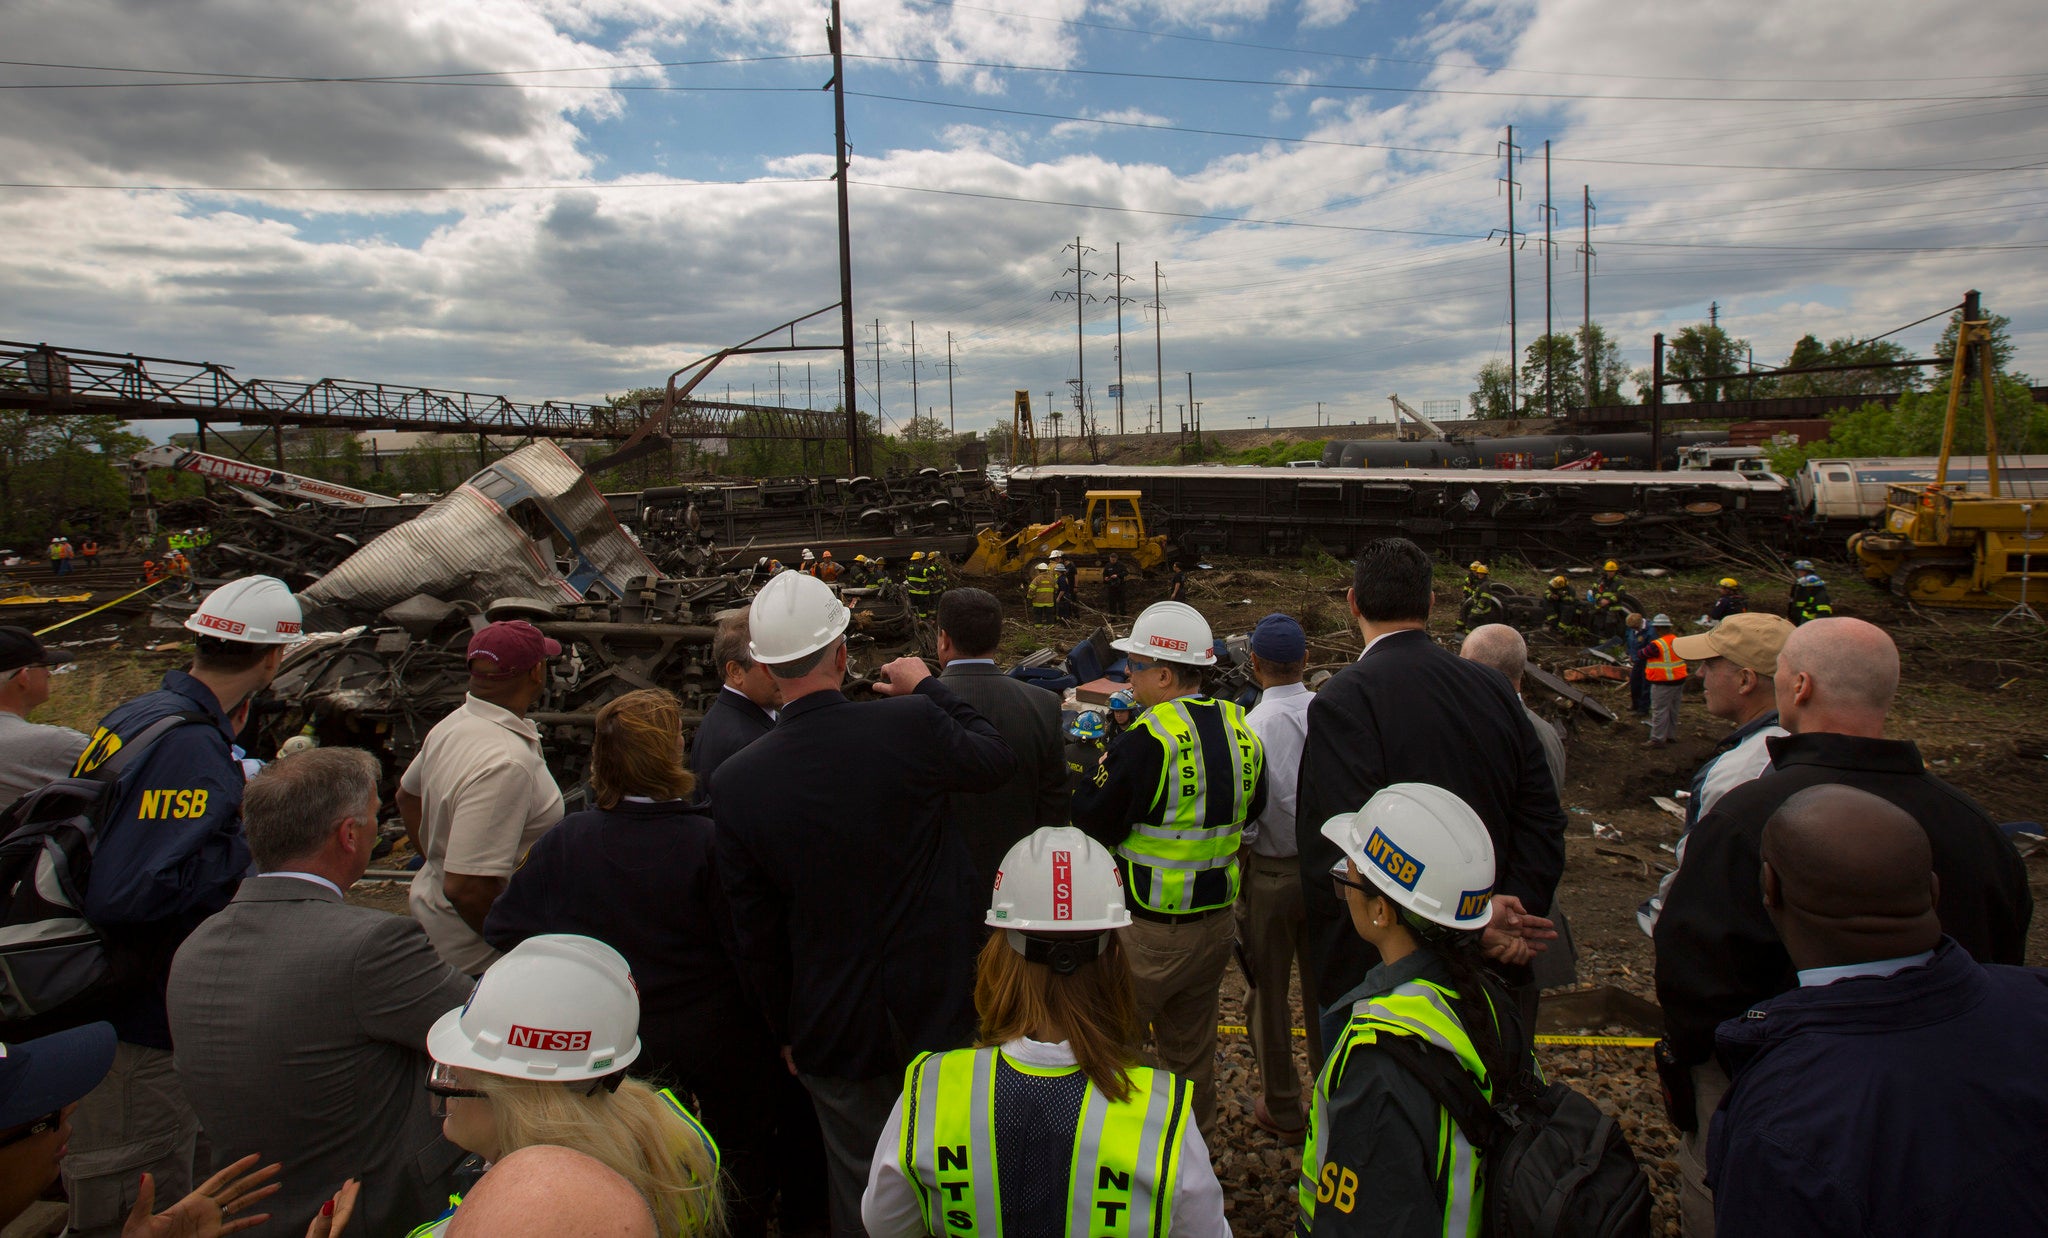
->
[0, 0, 2041, 440]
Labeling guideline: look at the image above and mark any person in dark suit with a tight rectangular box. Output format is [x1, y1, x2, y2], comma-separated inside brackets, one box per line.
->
[488, 688, 792, 1238]
[711, 571, 1015, 1238]
[933, 588, 1068, 896]
[167, 747, 473, 1238]
[690, 610, 781, 787]
[1296, 537, 1568, 1017]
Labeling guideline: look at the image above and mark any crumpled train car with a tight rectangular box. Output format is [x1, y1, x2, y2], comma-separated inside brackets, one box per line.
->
[297, 441, 658, 630]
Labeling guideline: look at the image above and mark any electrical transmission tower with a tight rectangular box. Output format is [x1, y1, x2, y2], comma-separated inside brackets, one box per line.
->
[1146, 263, 1167, 435]
[1491, 126, 1526, 415]
[1052, 238, 1099, 443]
[1538, 140, 1561, 419]
[1105, 243, 1138, 436]
[1576, 186, 1597, 410]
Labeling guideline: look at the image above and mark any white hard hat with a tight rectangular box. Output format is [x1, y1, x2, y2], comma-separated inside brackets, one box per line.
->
[184, 576, 304, 645]
[1049, 550, 1064, 559]
[1033, 562, 1048, 572]
[1651, 613, 1674, 628]
[278, 734, 318, 757]
[1111, 601, 1217, 667]
[748, 569, 850, 665]
[1320, 783, 1495, 930]
[427, 935, 642, 1082]
[802, 548, 816, 561]
[988, 827, 1129, 932]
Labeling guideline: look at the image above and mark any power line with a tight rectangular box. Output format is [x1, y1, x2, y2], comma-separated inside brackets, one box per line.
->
[0, 177, 822, 192]
[845, 53, 2048, 105]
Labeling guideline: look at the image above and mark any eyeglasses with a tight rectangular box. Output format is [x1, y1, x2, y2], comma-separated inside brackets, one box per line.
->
[1331, 870, 1378, 901]
[0, 1110, 63, 1150]
[426, 1062, 484, 1119]
[1125, 657, 1157, 674]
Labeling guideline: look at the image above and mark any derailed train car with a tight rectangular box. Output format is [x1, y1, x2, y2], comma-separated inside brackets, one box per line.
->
[297, 441, 659, 630]
[1006, 464, 1790, 562]
[1319, 431, 1727, 470]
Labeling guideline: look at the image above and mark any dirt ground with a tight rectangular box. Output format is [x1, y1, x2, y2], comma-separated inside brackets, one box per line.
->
[17, 552, 2047, 1236]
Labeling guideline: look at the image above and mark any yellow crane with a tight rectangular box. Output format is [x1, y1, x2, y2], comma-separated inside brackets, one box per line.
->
[1850, 301, 2045, 609]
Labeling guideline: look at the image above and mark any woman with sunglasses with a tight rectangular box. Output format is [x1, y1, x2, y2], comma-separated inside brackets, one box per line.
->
[1300, 784, 1535, 1238]
[860, 827, 1227, 1238]
[414, 935, 722, 1238]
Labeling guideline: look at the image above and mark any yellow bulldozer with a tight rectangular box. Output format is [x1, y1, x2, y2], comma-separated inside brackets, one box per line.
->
[1849, 301, 2046, 609]
[962, 490, 1169, 579]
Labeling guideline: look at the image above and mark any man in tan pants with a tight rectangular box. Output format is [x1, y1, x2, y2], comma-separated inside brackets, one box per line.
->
[1235, 614, 1323, 1140]
[1072, 601, 1267, 1138]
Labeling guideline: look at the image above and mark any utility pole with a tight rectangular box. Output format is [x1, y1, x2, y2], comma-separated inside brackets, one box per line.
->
[826, 0, 858, 470]
[1578, 185, 1596, 411]
[776, 362, 784, 407]
[909, 320, 919, 430]
[1107, 243, 1136, 436]
[872, 319, 884, 431]
[1542, 139, 1555, 419]
[944, 330, 956, 435]
[1151, 262, 1166, 437]
[1317, 400, 1325, 426]
[807, 362, 814, 409]
[1650, 332, 1665, 472]
[1186, 371, 1197, 462]
[1054, 238, 1098, 442]
[1495, 126, 1524, 414]
[1710, 301, 1719, 330]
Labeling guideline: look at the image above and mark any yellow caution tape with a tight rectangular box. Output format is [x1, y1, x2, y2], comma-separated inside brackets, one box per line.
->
[1219, 1025, 1655, 1048]
[35, 578, 170, 636]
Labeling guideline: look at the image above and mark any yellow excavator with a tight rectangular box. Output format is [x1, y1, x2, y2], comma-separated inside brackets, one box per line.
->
[962, 490, 1169, 579]
[1850, 299, 2046, 608]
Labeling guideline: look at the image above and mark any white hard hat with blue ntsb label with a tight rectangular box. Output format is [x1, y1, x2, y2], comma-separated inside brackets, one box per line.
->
[1320, 783, 1496, 929]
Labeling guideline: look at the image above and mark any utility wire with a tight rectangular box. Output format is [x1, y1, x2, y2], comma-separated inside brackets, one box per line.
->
[845, 53, 2048, 105]
[0, 177, 825, 192]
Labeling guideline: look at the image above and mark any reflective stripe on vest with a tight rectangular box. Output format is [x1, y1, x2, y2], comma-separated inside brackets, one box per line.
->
[1116, 697, 1263, 913]
[1030, 575, 1056, 604]
[900, 1046, 1189, 1238]
[1298, 978, 1498, 1238]
[1644, 633, 1688, 682]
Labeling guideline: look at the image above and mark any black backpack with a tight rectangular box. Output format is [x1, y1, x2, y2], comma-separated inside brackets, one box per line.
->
[1375, 1033, 1652, 1238]
[0, 711, 210, 1022]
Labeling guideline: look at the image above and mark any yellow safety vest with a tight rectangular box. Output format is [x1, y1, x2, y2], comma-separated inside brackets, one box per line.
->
[1029, 573, 1056, 605]
[1299, 977, 1502, 1238]
[1645, 633, 1688, 683]
[404, 1088, 720, 1238]
[1117, 697, 1263, 913]
[899, 1046, 1190, 1237]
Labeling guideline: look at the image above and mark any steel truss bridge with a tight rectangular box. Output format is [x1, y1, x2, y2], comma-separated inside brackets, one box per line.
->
[0, 340, 848, 466]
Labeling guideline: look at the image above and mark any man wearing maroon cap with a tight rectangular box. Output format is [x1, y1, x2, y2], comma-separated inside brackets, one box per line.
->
[396, 621, 566, 973]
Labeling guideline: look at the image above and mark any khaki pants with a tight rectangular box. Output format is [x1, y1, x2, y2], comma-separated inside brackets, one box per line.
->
[1120, 908, 1237, 1140]
[1651, 682, 1685, 742]
[1236, 855, 1324, 1129]
[61, 1043, 202, 1238]
[1676, 1059, 1731, 1237]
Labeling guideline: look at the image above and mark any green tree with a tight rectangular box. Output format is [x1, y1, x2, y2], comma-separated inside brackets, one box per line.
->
[1470, 359, 1517, 419]
[1519, 333, 1580, 415]
[0, 410, 150, 549]
[1665, 323, 1754, 402]
[1768, 375, 2047, 473]
[1574, 322, 1634, 406]
[1772, 334, 1923, 398]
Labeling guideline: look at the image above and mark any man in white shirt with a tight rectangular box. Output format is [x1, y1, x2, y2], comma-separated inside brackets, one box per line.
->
[1235, 613, 1321, 1141]
[0, 625, 87, 806]
[396, 621, 566, 974]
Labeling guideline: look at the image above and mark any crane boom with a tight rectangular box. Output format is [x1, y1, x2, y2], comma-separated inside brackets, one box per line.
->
[1386, 393, 1449, 442]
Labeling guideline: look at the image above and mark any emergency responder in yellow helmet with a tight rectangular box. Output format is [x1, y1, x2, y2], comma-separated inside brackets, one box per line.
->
[418, 935, 722, 1237]
[1299, 784, 1538, 1238]
[861, 827, 1228, 1238]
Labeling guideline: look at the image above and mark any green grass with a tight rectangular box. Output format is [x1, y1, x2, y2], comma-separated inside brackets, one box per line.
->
[1223, 439, 1327, 466]
[31, 647, 189, 733]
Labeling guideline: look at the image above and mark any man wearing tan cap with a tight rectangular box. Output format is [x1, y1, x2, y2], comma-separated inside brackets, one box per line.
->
[1637, 611, 1794, 936]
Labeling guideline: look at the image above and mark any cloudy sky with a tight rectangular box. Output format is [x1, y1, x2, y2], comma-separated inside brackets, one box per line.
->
[2, 0, 2043, 441]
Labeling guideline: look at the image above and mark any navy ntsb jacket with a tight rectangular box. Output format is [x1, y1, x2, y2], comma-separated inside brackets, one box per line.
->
[1707, 938, 2048, 1237]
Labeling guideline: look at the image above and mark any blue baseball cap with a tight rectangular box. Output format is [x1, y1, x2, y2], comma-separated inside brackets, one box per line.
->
[0, 1022, 115, 1128]
[1249, 613, 1307, 662]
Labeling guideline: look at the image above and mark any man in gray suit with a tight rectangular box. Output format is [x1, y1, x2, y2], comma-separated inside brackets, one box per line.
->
[169, 747, 474, 1238]
[935, 588, 1069, 896]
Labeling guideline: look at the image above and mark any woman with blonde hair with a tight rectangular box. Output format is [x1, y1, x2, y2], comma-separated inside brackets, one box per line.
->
[860, 827, 1227, 1237]
[484, 689, 784, 1236]
[413, 934, 722, 1237]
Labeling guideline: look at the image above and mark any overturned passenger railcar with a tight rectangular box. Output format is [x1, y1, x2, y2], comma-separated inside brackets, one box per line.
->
[1006, 464, 1791, 562]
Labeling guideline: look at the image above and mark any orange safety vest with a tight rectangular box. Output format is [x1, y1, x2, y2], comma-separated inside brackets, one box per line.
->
[1645, 633, 1688, 683]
